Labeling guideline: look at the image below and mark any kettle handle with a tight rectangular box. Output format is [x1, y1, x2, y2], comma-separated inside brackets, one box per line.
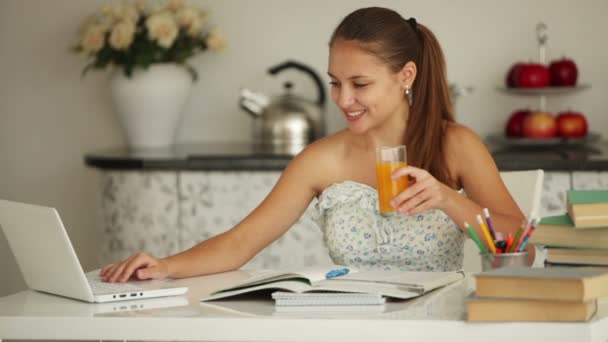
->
[268, 60, 326, 107]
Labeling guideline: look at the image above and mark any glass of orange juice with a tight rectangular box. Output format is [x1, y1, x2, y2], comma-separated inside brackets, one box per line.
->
[376, 145, 408, 216]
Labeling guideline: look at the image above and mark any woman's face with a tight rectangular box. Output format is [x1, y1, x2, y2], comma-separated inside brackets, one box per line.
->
[328, 39, 408, 135]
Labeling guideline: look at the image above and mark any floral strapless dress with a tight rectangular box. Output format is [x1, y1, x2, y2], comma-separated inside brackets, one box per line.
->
[311, 181, 465, 271]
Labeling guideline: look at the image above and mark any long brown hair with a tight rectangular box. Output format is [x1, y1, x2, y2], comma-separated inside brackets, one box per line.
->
[330, 7, 455, 185]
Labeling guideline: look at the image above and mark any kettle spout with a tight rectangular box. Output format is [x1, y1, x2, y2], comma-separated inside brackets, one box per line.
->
[240, 88, 270, 117]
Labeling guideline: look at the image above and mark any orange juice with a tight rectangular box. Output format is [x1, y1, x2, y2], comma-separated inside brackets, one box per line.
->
[375, 161, 408, 215]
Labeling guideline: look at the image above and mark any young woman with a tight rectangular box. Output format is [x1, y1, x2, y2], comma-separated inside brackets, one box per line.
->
[101, 7, 525, 282]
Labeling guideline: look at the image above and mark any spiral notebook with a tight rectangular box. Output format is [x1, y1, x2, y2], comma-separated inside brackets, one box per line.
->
[271, 291, 386, 306]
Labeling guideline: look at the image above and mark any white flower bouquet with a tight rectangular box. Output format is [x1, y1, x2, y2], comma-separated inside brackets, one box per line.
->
[73, 0, 225, 80]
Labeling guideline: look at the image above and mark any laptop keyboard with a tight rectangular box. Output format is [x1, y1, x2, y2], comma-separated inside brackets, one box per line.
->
[86, 273, 144, 295]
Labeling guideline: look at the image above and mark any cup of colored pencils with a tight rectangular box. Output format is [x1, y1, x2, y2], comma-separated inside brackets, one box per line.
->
[466, 209, 538, 271]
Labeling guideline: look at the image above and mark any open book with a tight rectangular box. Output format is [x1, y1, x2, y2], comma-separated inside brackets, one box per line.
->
[201, 266, 464, 302]
[200, 275, 469, 319]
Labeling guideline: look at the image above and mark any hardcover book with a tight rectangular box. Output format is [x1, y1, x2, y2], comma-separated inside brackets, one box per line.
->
[467, 295, 597, 322]
[475, 266, 608, 302]
[567, 190, 608, 228]
[546, 247, 608, 266]
[529, 214, 608, 249]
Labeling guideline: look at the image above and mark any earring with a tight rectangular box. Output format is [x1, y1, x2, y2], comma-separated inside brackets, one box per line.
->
[405, 85, 413, 105]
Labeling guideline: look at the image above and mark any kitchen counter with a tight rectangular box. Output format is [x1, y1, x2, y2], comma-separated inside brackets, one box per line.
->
[85, 141, 608, 171]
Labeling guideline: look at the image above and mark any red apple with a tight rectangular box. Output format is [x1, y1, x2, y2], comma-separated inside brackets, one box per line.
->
[523, 112, 557, 138]
[518, 63, 551, 88]
[506, 63, 550, 88]
[505, 109, 532, 137]
[506, 63, 524, 87]
[549, 58, 578, 86]
[556, 110, 587, 138]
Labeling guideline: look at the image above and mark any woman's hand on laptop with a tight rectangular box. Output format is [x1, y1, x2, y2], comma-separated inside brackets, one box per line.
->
[100, 252, 169, 283]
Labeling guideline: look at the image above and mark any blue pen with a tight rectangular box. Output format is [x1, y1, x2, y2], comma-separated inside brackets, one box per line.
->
[325, 268, 350, 279]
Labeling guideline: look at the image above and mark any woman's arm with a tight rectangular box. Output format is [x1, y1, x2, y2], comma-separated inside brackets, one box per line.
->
[441, 125, 524, 246]
[390, 124, 524, 250]
[101, 141, 329, 282]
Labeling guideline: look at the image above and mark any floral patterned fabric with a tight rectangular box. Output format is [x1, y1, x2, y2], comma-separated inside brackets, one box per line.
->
[312, 181, 465, 271]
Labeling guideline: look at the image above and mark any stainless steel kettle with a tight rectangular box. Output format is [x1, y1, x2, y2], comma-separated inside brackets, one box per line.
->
[240, 60, 326, 155]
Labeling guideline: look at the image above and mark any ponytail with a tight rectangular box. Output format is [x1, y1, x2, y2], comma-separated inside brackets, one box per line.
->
[406, 24, 454, 185]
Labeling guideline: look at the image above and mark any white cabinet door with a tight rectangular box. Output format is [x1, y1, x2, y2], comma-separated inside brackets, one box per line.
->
[540, 172, 571, 217]
[572, 172, 608, 190]
[178, 171, 333, 270]
[97, 171, 180, 265]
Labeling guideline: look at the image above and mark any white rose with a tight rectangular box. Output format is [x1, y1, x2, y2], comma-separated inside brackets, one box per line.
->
[81, 25, 106, 53]
[175, 7, 198, 28]
[97, 13, 115, 32]
[206, 28, 226, 51]
[109, 20, 135, 50]
[186, 18, 202, 37]
[146, 12, 178, 48]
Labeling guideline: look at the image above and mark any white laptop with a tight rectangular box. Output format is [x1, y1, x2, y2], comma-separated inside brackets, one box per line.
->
[0, 199, 188, 303]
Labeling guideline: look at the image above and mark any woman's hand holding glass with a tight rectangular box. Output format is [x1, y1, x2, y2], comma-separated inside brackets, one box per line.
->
[389, 166, 451, 216]
[99, 252, 170, 283]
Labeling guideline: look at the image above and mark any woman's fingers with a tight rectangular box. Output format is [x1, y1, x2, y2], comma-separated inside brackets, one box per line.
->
[100, 252, 164, 283]
[104, 253, 138, 283]
[390, 177, 433, 208]
[136, 264, 166, 280]
[398, 187, 433, 215]
[390, 165, 428, 181]
[99, 263, 114, 277]
[407, 197, 434, 216]
[120, 253, 156, 282]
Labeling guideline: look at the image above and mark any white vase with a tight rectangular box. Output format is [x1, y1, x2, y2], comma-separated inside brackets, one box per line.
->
[109, 64, 193, 149]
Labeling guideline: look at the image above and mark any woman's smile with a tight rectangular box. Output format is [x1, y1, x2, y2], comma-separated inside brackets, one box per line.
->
[345, 109, 367, 122]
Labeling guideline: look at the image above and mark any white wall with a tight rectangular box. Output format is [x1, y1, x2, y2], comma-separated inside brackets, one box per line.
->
[1, 0, 607, 297]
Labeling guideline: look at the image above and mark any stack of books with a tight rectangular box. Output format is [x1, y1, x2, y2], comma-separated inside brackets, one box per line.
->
[467, 267, 608, 322]
[530, 189, 608, 268]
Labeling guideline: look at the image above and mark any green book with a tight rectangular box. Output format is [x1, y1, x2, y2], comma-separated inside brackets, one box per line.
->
[566, 190, 608, 228]
[567, 190, 608, 204]
[537, 214, 608, 229]
[539, 214, 574, 226]
[531, 214, 608, 249]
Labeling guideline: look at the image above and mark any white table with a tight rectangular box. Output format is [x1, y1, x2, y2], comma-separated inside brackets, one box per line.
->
[1, 271, 607, 342]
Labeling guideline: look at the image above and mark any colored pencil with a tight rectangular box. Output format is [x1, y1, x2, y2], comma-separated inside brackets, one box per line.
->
[465, 221, 488, 254]
[477, 214, 496, 254]
[483, 208, 497, 241]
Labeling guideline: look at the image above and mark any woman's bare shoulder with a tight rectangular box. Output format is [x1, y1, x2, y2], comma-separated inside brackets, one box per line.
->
[298, 130, 348, 160]
[445, 122, 480, 141]
[444, 122, 485, 154]
[443, 122, 493, 181]
[287, 130, 350, 193]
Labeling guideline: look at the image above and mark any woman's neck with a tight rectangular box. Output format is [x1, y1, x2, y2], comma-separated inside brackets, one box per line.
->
[355, 107, 409, 150]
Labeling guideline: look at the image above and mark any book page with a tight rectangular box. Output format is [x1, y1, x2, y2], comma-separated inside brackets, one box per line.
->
[209, 265, 356, 294]
[203, 279, 313, 301]
[319, 271, 464, 293]
[308, 282, 423, 299]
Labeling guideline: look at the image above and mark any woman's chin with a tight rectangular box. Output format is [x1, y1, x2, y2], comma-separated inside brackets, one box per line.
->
[346, 122, 368, 135]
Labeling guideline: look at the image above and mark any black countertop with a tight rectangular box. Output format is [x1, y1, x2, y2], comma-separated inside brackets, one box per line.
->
[84, 141, 608, 172]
